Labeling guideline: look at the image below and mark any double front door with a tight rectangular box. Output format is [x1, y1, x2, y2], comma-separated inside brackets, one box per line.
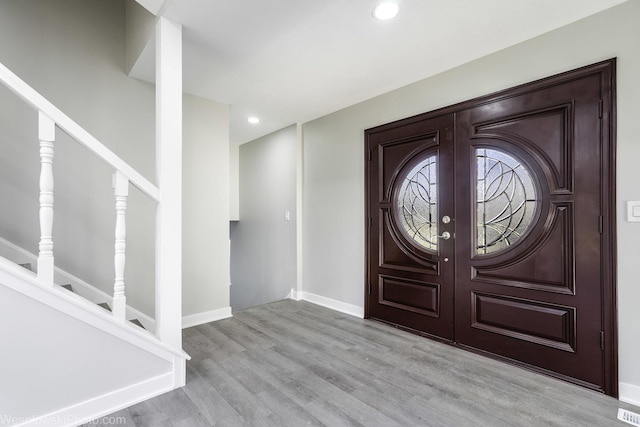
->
[365, 61, 616, 395]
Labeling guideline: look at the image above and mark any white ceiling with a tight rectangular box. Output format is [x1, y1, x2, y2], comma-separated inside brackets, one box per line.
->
[131, 0, 627, 145]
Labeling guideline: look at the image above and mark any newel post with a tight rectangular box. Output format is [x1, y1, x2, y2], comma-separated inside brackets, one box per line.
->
[155, 17, 183, 354]
[112, 171, 129, 321]
[37, 111, 55, 285]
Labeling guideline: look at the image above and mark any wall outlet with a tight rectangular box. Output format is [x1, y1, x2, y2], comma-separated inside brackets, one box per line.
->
[627, 201, 640, 222]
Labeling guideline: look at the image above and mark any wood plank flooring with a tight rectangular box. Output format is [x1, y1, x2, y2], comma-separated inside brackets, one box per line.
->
[89, 300, 637, 426]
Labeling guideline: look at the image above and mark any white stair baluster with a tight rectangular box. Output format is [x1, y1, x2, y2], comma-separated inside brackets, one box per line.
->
[37, 111, 55, 285]
[112, 171, 129, 321]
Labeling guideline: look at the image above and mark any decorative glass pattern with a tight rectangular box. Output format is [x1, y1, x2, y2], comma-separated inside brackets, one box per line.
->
[397, 156, 438, 251]
[476, 148, 537, 255]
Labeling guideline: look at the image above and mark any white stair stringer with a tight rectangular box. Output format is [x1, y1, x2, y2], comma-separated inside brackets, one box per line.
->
[0, 256, 189, 427]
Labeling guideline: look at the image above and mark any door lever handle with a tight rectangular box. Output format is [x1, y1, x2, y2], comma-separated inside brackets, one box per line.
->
[437, 231, 451, 240]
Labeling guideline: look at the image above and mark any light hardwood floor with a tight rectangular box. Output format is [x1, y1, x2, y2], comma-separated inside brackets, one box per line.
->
[90, 300, 638, 426]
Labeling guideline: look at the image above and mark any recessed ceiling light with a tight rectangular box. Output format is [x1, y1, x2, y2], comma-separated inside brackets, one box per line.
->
[247, 116, 260, 124]
[373, 2, 399, 20]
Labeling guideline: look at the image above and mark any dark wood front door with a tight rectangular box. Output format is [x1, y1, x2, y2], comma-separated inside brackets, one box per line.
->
[366, 114, 455, 341]
[365, 60, 616, 395]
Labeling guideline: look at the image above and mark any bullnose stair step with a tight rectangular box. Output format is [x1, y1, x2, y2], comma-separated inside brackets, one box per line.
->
[18, 263, 33, 271]
[129, 319, 145, 329]
[98, 302, 112, 312]
[59, 283, 145, 330]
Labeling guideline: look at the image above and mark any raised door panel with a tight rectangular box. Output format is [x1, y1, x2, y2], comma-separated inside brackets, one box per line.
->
[474, 104, 574, 194]
[473, 201, 575, 294]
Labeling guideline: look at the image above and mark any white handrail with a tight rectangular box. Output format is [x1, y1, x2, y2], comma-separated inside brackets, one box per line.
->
[0, 62, 160, 202]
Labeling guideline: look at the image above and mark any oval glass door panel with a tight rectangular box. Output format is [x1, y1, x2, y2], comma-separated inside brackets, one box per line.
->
[396, 155, 438, 251]
[476, 148, 537, 255]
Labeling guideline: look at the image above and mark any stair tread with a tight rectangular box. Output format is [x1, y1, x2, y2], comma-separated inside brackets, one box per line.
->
[97, 302, 112, 312]
[56, 287, 145, 330]
[129, 319, 145, 329]
[18, 263, 33, 271]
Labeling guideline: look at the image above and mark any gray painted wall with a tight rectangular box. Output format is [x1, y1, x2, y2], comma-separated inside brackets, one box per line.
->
[0, 0, 231, 318]
[0, 0, 157, 316]
[125, 0, 156, 74]
[231, 126, 296, 311]
[302, 1, 640, 392]
[183, 94, 230, 316]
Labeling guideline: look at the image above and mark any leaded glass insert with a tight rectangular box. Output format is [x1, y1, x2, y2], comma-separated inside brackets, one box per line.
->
[397, 155, 438, 251]
[476, 148, 537, 255]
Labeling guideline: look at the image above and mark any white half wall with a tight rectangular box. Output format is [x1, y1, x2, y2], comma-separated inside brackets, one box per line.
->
[302, 1, 640, 396]
[0, 267, 175, 424]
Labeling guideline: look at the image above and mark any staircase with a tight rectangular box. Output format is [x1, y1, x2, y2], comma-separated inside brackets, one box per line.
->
[64, 283, 146, 329]
[18, 262, 153, 329]
[0, 60, 188, 426]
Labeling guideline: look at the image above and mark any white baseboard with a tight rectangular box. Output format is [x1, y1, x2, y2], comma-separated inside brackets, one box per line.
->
[287, 288, 303, 301]
[182, 306, 233, 329]
[294, 291, 364, 318]
[17, 372, 175, 427]
[620, 382, 640, 407]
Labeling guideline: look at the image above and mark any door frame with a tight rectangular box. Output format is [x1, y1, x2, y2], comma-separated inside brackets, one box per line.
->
[364, 59, 617, 396]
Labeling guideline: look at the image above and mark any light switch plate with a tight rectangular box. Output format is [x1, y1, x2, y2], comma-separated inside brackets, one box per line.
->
[627, 201, 640, 222]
